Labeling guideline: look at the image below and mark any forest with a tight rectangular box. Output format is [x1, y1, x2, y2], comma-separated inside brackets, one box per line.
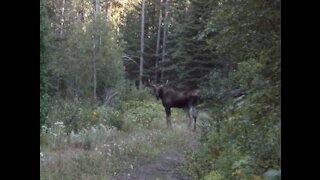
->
[40, 0, 281, 179]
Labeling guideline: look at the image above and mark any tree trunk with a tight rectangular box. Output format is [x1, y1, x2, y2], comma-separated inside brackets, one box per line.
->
[92, 34, 97, 101]
[155, 0, 163, 83]
[81, 0, 85, 22]
[96, 0, 100, 16]
[92, 0, 96, 19]
[139, 0, 145, 90]
[74, 76, 80, 102]
[161, 0, 169, 82]
[60, 0, 66, 37]
[95, 0, 101, 47]
[105, 0, 109, 21]
[91, 0, 99, 101]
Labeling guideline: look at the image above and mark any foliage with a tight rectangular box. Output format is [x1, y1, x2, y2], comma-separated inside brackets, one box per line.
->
[40, 93, 51, 131]
[189, 60, 280, 179]
[183, 0, 281, 179]
[119, 82, 153, 102]
[120, 0, 161, 83]
[40, 0, 45, 109]
[45, 0, 125, 102]
[40, 0, 50, 131]
[96, 106, 124, 130]
[46, 93, 169, 133]
[168, 0, 219, 89]
[204, 170, 224, 180]
[123, 100, 164, 130]
[47, 99, 88, 133]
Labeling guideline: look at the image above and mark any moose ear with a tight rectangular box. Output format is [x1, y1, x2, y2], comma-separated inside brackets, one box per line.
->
[165, 80, 169, 85]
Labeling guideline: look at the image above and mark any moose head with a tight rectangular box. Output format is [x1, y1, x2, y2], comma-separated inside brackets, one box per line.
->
[148, 79, 168, 100]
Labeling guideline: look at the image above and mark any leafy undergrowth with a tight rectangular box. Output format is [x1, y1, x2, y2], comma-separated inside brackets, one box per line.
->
[40, 100, 201, 180]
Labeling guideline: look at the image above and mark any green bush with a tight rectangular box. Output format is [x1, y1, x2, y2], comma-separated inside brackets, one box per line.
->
[124, 100, 164, 129]
[40, 130, 48, 147]
[46, 96, 168, 133]
[96, 106, 124, 130]
[40, 93, 51, 131]
[204, 170, 223, 180]
[47, 99, 98, 133]
[188, 59, 280, 179]
[120, 83, 153, 102]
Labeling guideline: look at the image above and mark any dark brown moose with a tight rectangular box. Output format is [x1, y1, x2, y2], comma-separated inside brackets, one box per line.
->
[149, 80, 200, 131]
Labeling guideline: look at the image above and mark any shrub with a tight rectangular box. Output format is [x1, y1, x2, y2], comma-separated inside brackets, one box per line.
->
[96, 106, 124, 130]
[40, 93, 51, 132]
[119, 82, 153, 102]
[40, 129, 48, 147]
[47, 99, 103, 133]
[123, 100, 164, 129]
[204, 170, 224, 180]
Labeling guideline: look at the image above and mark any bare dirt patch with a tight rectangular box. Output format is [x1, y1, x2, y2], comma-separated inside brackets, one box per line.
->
[113, 150, 191, 180]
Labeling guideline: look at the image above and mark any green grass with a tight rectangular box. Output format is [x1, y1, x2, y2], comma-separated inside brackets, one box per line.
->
[40, 99, 200, 179]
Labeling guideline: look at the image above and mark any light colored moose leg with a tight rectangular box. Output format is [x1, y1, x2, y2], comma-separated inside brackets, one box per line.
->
[188, 107, 193, 129]
[192, 107, 197, 132]
[165, 107, 172, 129]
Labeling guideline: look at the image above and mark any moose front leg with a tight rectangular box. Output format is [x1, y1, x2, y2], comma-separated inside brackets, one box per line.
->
[165, 107, 172, 128]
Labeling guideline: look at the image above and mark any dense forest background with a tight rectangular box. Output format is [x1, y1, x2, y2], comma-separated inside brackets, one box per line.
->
[40, 0, 280, 179]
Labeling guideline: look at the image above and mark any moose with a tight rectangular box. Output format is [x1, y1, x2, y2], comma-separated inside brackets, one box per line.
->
[148, 80, 200, 131]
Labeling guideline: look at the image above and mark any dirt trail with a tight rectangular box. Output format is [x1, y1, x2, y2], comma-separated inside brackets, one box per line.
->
[113, 150, 191, 180]
[113, 129, 200, 180]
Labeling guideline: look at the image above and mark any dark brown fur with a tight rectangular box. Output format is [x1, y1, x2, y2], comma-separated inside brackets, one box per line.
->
[151, 83, 200, 131]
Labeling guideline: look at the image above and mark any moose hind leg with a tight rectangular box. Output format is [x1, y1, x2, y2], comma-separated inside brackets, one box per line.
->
[165, 107, 172, 128]
[188, 107, 193, 129]
[192, 107, 197, 131]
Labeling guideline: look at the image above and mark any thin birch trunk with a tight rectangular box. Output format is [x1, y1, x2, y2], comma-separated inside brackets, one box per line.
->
[161, 0, 169, 82]
[105, 0, 109, 20]
[139, 0, 145, 90]
[155, 0, 163, 83]
[60, 0, 66, 37]
[91, 0, 98, 101]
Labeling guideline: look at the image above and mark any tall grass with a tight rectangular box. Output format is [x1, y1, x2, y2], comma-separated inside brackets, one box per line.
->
[40, 97, 199, 179]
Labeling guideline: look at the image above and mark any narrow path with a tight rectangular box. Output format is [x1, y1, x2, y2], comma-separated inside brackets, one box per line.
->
[113, 126, 201, 180]
[113, 150, 191, 180]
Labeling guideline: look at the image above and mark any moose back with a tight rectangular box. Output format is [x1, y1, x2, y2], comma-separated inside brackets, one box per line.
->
[149, 80, 200, 131]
